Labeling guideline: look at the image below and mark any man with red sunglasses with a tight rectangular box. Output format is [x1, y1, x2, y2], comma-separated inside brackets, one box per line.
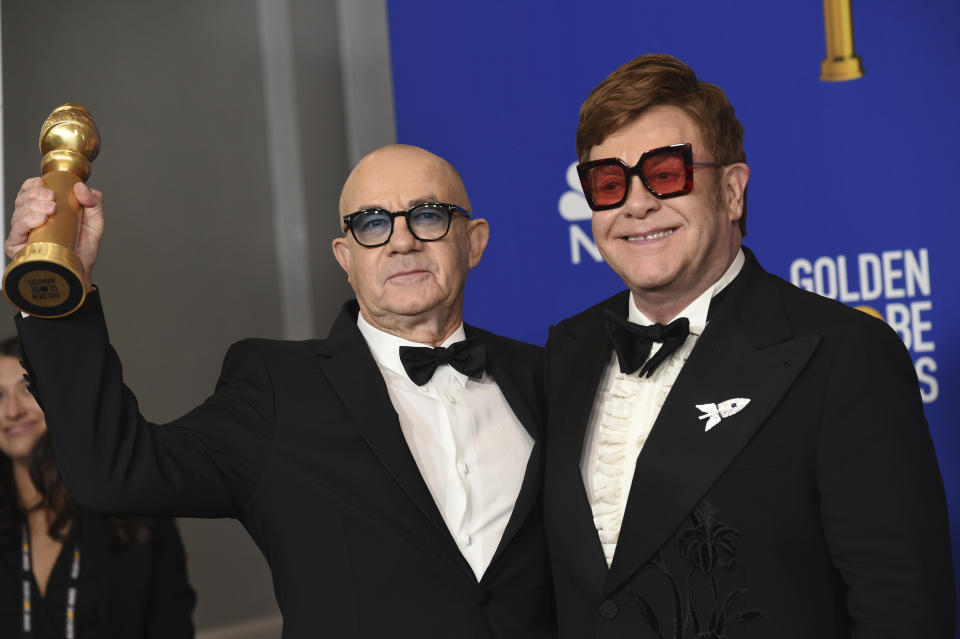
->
[543, 54, 954, 638]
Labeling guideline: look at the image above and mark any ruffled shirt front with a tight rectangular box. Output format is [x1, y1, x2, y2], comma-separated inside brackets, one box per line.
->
[581, 250, 744, 566]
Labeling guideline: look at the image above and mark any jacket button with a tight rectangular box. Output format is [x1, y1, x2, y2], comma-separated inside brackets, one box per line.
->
[598, 600, 618, 619]
[477, 590, 491, 605]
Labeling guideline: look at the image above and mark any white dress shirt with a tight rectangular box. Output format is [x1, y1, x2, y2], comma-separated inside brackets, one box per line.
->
[357, 315, 534, 580]
[581, 250, 745, 566]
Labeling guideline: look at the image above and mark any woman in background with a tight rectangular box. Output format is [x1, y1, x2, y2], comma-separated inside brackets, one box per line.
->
[0, 336, 195, 638]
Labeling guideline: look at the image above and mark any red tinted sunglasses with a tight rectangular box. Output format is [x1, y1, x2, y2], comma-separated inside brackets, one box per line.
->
[577, 143, 722, 211]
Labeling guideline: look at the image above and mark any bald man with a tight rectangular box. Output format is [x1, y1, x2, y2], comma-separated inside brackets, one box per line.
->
[7, 145, 556, 638]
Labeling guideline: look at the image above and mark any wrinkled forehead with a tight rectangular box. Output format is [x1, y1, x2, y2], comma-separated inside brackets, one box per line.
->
[340, 151, 466, 215]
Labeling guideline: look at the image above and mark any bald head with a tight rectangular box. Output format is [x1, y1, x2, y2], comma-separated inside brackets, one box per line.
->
[338, 145, 471, 221]
[330, 144, 489, 345]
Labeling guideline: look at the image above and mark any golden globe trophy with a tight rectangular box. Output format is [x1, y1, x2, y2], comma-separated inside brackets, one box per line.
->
[3, 104, 100, 317]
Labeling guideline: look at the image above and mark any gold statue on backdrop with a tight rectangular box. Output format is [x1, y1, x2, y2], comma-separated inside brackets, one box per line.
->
[821, 0, 863, 81]
[3, 104, 100, 317]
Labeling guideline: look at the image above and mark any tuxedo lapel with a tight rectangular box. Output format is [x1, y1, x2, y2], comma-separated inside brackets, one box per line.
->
[546, 301, 626, 594]
[476, 329, 544, 570]
[604, 253, 820, 595]
[315, 303, 455, 551]
[474, 328, 540, 442]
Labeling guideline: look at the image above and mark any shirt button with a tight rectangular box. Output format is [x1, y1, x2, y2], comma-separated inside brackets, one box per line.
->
[447, 394, 457, 406]
[457, 461, 469, 475]
[459, 533, 472, 547]
[598, 599, 618, 619]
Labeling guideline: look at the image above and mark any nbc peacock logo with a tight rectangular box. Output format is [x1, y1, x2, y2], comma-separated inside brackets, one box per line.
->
[558, 161, 602, 265]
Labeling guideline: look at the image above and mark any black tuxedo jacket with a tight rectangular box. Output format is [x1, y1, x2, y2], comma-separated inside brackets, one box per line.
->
[17, 293, 556, 638]
[543, 248, 954, 639]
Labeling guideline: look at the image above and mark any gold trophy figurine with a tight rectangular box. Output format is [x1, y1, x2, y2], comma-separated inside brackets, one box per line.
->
[3, 104, 100, 317]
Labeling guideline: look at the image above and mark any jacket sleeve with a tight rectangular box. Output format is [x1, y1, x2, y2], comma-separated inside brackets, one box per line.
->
[16, 289, 275, 518]
[815, 316, 955, 638]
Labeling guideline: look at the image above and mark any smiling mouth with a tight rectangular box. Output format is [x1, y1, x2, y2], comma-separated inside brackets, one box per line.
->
[625, 228, 675, 242]
[2, 420, 38, 436]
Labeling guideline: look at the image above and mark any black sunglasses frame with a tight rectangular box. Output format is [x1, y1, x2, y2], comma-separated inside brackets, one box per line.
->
[342, 202, 471, 248]
[577, 143, 722, 211]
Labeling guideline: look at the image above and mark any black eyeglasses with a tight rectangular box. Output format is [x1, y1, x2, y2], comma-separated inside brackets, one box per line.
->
[577, 143, 722, 211]
[342, 202, 470, 248]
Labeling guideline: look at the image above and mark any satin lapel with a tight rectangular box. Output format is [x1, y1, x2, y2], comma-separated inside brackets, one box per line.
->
[604, 267, 820, 595]
[477, 330, 544, 570]
[315, 304, 454, 548]
[546, 321, 616, 594]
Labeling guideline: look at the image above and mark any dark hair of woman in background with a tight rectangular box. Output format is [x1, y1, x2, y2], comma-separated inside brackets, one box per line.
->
[0, 336, 195, 638]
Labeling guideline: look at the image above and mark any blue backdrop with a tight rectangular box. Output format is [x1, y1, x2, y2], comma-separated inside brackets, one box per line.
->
[386, 0, 959, 614]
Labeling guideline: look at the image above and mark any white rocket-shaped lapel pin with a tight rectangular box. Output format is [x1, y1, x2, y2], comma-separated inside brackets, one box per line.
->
[696, 398, 751, 431]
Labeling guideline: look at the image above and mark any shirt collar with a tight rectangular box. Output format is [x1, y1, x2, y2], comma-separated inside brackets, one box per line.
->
[627, 248, 745, 336]
[356, 312, 470, 385]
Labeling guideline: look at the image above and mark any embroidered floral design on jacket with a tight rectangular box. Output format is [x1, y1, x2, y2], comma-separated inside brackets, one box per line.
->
[626, 500, 769, 638]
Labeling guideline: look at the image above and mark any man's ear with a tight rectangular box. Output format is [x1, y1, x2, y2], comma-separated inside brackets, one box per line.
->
[465, 218, 490, 269]
[722, 163, 750, 223]
[331, 237, 352, 278]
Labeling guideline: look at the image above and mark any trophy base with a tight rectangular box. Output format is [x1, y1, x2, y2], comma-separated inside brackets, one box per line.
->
[3, 242, 86, 318]
[820, 55, 864, 82]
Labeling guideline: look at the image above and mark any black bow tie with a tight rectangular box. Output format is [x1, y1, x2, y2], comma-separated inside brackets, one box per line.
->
[399, 336, 486, 386]
[603, 310, 690, 378]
